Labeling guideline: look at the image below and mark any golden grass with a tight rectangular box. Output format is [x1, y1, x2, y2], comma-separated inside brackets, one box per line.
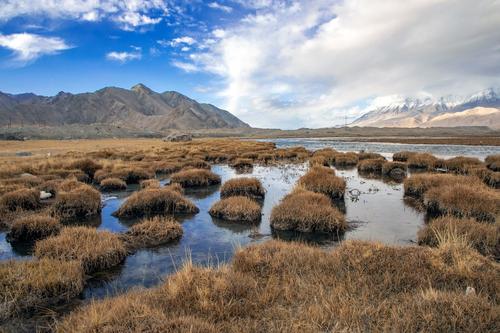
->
[485, 154, 500, 172]
[220, 177, 265, 200]
[297, 166, 345, 200]
[392, 150, 416, 162]
[56, 239, 500, 332]
[230, 158, 253, 169]
[270, 190, 346, 233]
[52, 183, 101, 220]
[467, 166, 500, 189]
[99, 177, 127, 191]
[418, 216, 499, 259]
[357, 158, 384, 173]
[312, 148, 337, 164]
[444, 156, 483, 174]
[332, 152, 359, 167]
[152, 161, 182, 174]
[68, 158, 102, 179]
[407, 152, 438, 170]
[170, 168, 221, 187]
[358, 152, 385, 160]
[209, 196, 262, 223]
[35, 226, 127, 274]
[308, 155, 329, 167]
[381, 161, 407, 179]
[7, 214, 60, 242]
[113, 188, 198, 218]
[0, 258, 84, 320]
[0, 188, 41, 212]
[424, 183, 500, 222]
[120, 216, 183, 250]
[140, 178, 160, 189]
[404, 173, 485, 198]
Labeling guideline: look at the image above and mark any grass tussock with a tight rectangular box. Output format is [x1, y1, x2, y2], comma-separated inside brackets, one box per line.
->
[230, 158, 253, 169]
[297, 166, 345, 200]
[407, 153, 438, 170]
[69, 158, 102, 179]
[100, 177, 127, 191]
[35, 226, 126, 274]
[485, 154, 500, 171]
[358, 152, 385, 160]
[358, 158, 384, 173]
[308, 155, 329, 167]
[467, 166, 500, 189]
[120, 216, 183, 250]
[152, 161, 182, 174]
[114, 188, 198, 218]
[444, 156, 483, 173]
[52, 183, 101, 220]
[333, 152, 359, 167]
[7, 214, 60, 242]
[392, 150, 416, 162]
[404, 173, 484, 198]
[220, 177, 265, 200]
[140, 178, 160, 189]
[209, 196, 262, 223]
[381, 161, 407, 179]
[0, 188, 41, 212]
[424, 183, 500, 222]
[0, 258, 84, 320]
[170, 168, 221, 187]
[56, 239, 499, 332]
[271, 190, 346, 233]
[418, 216, 499, 259]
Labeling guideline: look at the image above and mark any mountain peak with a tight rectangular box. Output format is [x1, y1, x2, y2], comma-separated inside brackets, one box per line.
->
[131, 83, 154, 94]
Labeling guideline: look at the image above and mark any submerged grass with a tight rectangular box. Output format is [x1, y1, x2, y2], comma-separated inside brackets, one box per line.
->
[209, 196, 262, 223]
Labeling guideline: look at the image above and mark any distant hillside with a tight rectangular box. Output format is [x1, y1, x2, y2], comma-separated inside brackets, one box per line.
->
[350, 88, 500, 129]
[0, 84, 249, 131]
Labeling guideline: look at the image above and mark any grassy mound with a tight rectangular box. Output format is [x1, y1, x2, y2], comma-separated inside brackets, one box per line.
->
[333, 152, 359, 167]
[358, 152, 385, 160]
[0, 188, 41, 212]
[0, 258, 84, 320]
[113, 188, 198, 218]
[444, 156, 483, 173]
[170, 169, 221, 187]
[485, 154, 500, 171]
[424, 183, 500, 222]
[230, 158, 253, 169]
[407, 153, 438, 170]
[52, 183, 101, 220]
[381, 161, 407, 179]
[392, 151, 416, 162]
[35, 227, 127, 274]
[270, 190, 346, 233]
[120, 216, 183, 250]
[297, 166, 345, 200]
[358, 158, 384, 174]
[69, 158, 102, 179]
[7, 214, 60, 242]
[100, 177, 127, 191]
[209, 196, 262, 223]
[140, 178, 160, 189]
[404, 173, 484, 198]
[94, 167, 154, 184]
[220, 177, 265, 200]
[55, 239, 499, 332]
[418, 216, 499, 259]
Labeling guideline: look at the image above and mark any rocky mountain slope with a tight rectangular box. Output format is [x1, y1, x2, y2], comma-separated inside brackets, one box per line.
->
[0, 84, 249, 131]
[350, 88, 500, 129]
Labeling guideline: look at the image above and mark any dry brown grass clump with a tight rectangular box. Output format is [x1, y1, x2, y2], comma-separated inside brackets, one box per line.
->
[35, 226, 126, 274]
[0, 258, 84, 320]
[170, 168, 221, 187]
[56, 239, 500, 332]
[312, 148, 337, 164]
[407, 153, 438, 170]
[152, 161, 182, 174]
[467, 166, 500, 189]
[100, 177, 127, 191]
[164, 182, 184, 194]
[358, 152, 385, 160]
[0, 188, 41, 212]
[120, 216, 183, 250]
[140, 178, 160, 189]
[404, 173, 484, 198]
[424, 183, 500, 222]
[68, 158, 102, 179]
[308, 155, 329, 167]
[94, 167, 154, 184]
[114, 188, 198, 218]
[52, 183, 101, 220]
[418, 216, 499, 259]
[358, 158, 385, 173]
[381, 161, 407, 179]
[270, 190, 346, 233]
[297, 166, 345, 200]
[7, 214, 60, 242]
[444, 156, 483, 173]
[392, 150, 416, 162]
[182, 159, 210, 170]
[220, 177, 265, 200]
[485, 154, 500, 171]
[333, 152, 359, 167]
[230, 158, 253, 169]
[209, 196, 262, 223]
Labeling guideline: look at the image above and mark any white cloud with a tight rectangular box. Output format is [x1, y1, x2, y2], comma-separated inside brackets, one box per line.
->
[0, 0, 167, 30]
[0, 33, 71, 64]
[188, 0, 500, 128]
[208, 2, 233, 13]
[106, 48, 142, 63]
[169, 36, 197, 47]
[172, 60, 199, 73]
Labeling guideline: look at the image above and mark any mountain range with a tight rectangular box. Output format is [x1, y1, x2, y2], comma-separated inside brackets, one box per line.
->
[0, 84, 249, 131]
[350, 88, 500, 129]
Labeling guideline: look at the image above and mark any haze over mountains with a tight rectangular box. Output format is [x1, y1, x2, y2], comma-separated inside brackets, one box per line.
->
[0, 84, 249, 131]
[350, 88, 500, 129]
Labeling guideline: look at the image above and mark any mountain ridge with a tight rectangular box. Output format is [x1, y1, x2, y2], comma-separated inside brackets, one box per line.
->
[0, 84, 249, 131]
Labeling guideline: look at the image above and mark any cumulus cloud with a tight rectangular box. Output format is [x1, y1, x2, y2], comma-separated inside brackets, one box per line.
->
[106, 48, 142, 63]
[0, 0, 167, 30]
[0, 33, 71, 64]
[169, 36, 197, 47]
[185, 0, 500, 128]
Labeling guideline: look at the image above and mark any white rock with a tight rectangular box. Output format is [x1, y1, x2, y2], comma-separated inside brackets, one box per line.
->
[40, 191, 52, 200]
[465, 286, 476, 296]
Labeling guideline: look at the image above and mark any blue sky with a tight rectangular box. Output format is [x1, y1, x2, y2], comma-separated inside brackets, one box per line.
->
[0, 0, 499, 129]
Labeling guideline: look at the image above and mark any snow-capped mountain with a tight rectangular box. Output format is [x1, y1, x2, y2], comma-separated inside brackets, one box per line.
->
[350, 88, 500, 128]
